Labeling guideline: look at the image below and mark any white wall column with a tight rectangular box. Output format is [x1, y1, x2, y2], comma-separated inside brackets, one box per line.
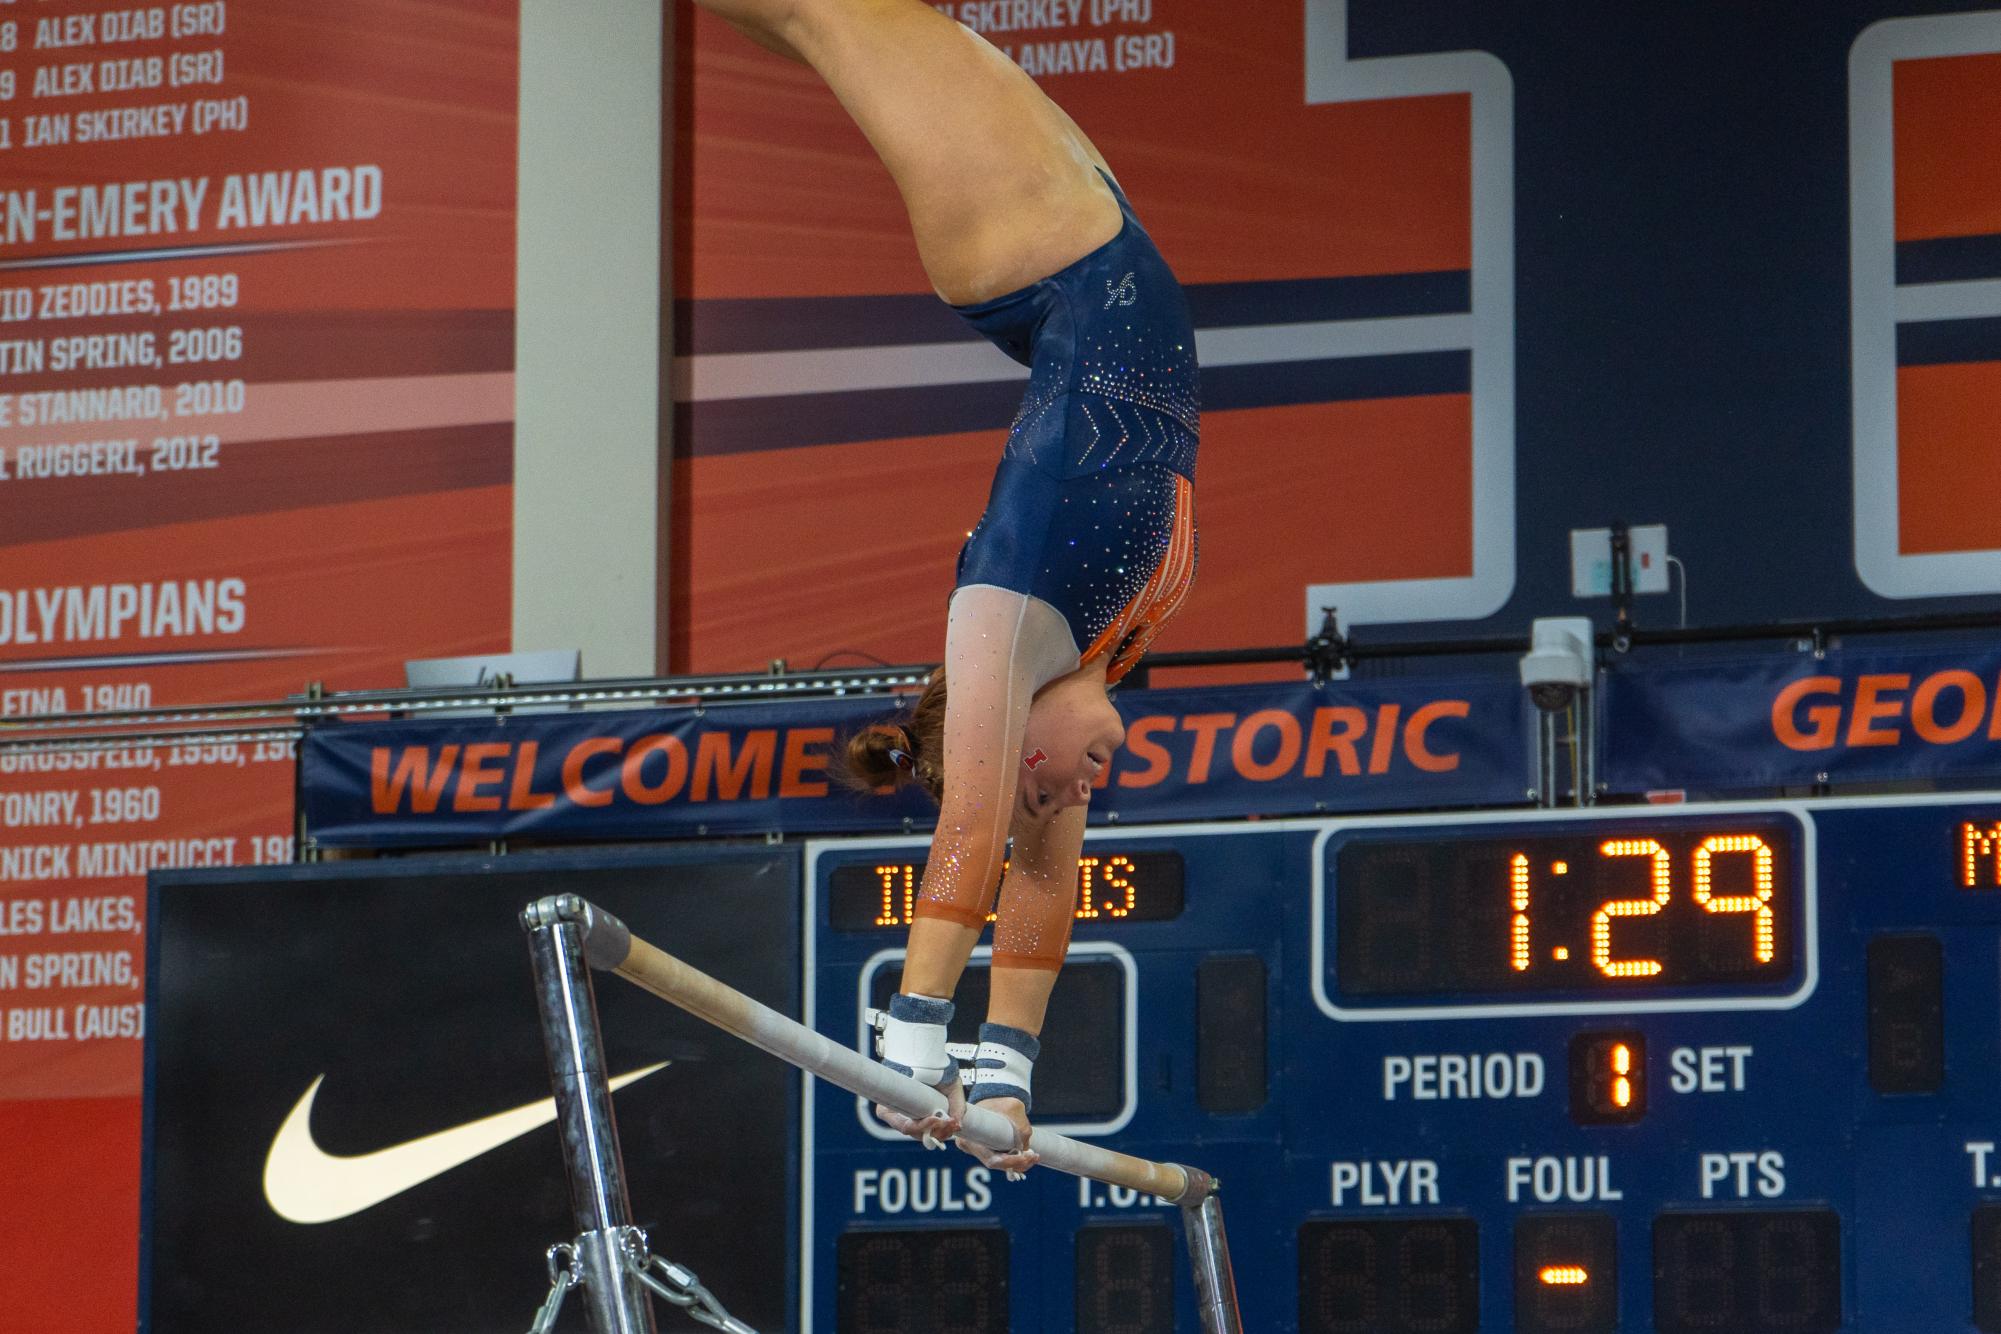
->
[514, 0, 666, 676]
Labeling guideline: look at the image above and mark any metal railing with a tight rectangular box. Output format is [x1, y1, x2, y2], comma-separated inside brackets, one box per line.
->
[5, 605, 1995, 759]
[0, 665, 937, 756]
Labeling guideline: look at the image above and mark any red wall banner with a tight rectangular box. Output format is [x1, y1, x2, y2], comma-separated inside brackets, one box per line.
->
[0, 3, 516, 1328]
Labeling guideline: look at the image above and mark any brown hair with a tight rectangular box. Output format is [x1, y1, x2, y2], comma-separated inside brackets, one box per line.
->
[838, 671, 948, 803]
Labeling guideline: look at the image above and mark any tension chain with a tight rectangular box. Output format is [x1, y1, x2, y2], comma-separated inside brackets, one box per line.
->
[525, 1242, 580, 1334]
[618, 1226, 759, 1334]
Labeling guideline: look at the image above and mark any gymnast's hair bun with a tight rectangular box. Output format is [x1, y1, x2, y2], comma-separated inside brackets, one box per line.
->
[844, 724, 917, 791]
[837, 674, 949, 803]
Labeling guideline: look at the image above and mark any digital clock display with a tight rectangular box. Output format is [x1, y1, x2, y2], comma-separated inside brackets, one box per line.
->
[836, 1227, 1008, 1333]
[829, 850, 1185, 931]
[1298, 1217, 1479, 1334]
[1514, 1213, 1617, 1334]
[1332, 816, 1801, 999]
[1652, 1210, 1841, 1333]
[1075, 1224, 1174, 1334]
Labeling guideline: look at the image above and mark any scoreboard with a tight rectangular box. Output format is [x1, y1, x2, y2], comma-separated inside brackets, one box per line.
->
[805, 794, 2001, 1333]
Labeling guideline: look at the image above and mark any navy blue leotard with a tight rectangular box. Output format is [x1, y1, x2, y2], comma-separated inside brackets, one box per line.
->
[951, 171, 1200, 682]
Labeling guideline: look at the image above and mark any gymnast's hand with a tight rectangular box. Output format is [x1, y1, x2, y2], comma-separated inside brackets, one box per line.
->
[956, 1095, 1039, 1180]
[873, 1076, 965, 1150]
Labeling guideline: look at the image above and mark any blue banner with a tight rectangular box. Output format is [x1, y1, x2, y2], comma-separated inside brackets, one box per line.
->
[1601, 642, 2001, 793]
[301, 678, 1533, 846]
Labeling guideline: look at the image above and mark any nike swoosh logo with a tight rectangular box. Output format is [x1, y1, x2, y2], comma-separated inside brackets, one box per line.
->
[263, 1063, 668, 1224]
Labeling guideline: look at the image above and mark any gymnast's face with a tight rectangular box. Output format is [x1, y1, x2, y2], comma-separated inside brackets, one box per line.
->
[1017, 676, 1126, 820]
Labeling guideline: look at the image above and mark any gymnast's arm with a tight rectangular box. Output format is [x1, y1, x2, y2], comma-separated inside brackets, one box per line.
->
[875, 588, 1071, 1164]
[902, 586, 1077, 993]
[990, 801, 1087, 988]
[896, 783, 1083, 1177]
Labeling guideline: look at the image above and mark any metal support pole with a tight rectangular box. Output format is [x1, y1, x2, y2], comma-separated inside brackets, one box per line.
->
[1180, 1192, 1244, 1334]
[1577, 687, 1598, 807]
[523, 904, 658, 1334]
[1536, 709, 1560, 808]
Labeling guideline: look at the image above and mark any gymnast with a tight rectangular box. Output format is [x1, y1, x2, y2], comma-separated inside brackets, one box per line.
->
[694, 0, 1200, 1177]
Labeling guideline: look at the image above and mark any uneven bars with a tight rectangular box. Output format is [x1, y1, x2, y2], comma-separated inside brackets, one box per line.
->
[562, 896, 1216, 1206]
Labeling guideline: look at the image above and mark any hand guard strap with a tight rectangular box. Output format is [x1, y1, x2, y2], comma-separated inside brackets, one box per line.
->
[968, 1022, 1039, 1115]
[873, 992, 955, 1087]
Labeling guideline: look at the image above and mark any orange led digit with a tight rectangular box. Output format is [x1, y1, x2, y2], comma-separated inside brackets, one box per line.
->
[873, 864, 896, 926]
[1593, 839, 1670, 979]
[1511, 853, 1532, 973]
[1693, 834, 1776, 963]
[1569, 1030, 1646, 1125]
[1965, 822, 2001, 889]
[873, 863, 917, 927]
[1075, 856, 1101, 920]
[1101, 855, 1137, 918]
[1516, 1213, 1619, 1331]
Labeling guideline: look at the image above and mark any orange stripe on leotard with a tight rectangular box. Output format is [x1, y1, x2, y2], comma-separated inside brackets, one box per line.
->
[1082, 474, 1198, 685]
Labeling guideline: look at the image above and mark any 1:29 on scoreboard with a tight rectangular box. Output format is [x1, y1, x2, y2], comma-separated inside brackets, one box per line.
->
[1332, 817, 1801, 1000]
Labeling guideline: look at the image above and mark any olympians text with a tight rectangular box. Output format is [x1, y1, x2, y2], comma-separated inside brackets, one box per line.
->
[0, 578, 246, 647]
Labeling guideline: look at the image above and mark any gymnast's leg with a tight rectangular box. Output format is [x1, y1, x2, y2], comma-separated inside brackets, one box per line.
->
[689, 0, 1121, 303]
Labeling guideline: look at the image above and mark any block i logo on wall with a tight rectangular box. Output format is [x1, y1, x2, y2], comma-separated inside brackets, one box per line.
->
[1297, 0, 1516, 631]
[1851, 12, 2001, 599]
